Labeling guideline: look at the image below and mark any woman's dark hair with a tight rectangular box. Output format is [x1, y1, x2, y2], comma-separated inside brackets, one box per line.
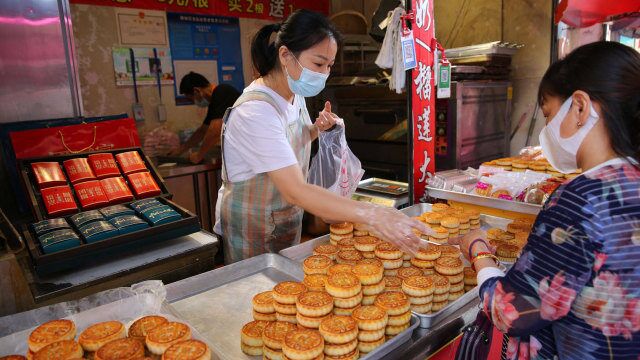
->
[538, 41, 640, 161]
[251, 9, 342, 77]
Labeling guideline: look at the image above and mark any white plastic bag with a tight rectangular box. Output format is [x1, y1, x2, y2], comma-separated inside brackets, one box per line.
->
[309, 123, 365, 197]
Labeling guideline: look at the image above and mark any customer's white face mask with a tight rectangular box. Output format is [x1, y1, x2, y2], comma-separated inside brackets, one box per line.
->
[539, 97, 599, 174]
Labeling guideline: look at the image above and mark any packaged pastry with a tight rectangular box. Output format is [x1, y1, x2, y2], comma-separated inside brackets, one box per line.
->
[115, 151, 147, 175]
[87, 153, 120, 179]
[73, 180, 109, 210]
[38, 229, 81, 254]
[140, 205, 181, 226]
[78, 220, 119, 243]
[130, 198, 163, 213]
[40, 185, 78, 216]
[99, 177, 134, 204]
[31, 162, 67, 189]
[127, 171, 161, 198]
[63, 158, 96, 184]
[69, 210, 105, 229]
[32, 218, 71, 237]
[109, 215, 149, 234]
[100, 204, 135, 220]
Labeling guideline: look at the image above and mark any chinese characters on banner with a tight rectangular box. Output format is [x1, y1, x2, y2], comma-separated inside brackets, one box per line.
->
[69, 0, 329, 21]
[411, 0, 435, 203]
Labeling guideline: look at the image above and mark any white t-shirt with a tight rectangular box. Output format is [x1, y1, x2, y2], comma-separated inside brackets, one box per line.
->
[214, 82, 303, 234]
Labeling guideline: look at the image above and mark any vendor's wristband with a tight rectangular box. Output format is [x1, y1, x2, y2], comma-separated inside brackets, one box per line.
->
[472, 253, 500, 271]
[468, 238, 489, 259]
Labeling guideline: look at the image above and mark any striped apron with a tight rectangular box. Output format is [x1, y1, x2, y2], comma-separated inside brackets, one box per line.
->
[220, 90, 311, 264]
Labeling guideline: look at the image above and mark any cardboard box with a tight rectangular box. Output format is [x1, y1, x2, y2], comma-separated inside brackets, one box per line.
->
[100, 176, 134, 204]
[73, 180, 109, 210]
[40, 185, 78, 216]
[31, 162, 67, 189]
[88, 153, 121, 179]
[63, 158, 96, 184]
[115, 151, 147, 175]
[127, 172, 161, 198]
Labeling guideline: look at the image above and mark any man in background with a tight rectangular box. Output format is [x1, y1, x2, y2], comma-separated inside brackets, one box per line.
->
[171, 72, 240, 163]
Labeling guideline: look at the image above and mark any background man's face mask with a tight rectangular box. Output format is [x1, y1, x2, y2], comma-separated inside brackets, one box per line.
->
[193, 89, 209, 108]
[539, 97, 599, 174]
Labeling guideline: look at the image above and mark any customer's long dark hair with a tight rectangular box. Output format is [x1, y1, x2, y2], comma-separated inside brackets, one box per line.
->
[538, 41, 640, 162]
[251, 9, 342, 77]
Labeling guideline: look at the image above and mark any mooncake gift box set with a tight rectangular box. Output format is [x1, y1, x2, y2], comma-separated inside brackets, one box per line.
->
[19, 148, 200, 274]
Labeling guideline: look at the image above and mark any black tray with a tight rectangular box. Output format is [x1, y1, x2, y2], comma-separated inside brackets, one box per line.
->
[22, 197, 201, 275]
[18, 147, 170, 221]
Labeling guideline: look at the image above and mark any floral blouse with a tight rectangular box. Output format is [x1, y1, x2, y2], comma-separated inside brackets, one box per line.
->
[480, 161, 640, 359]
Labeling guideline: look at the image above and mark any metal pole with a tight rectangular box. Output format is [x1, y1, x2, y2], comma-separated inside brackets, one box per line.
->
[406, 0, 414, 205]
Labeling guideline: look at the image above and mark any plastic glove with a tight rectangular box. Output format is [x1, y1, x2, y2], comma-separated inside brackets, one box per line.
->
[448, 229, 492, 263]
[356, 203, 435, 256]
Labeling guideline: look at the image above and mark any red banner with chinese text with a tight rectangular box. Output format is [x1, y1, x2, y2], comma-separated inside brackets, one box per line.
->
[411, 0, 436, 203]
[69, 0, 329, 20]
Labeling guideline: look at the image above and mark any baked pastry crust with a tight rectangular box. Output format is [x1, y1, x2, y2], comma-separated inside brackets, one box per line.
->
[410, 258, 434, 269]
[145, 322, 191, 355]
[296, 291, 334, 317]
[330, 223, 353, 235]
[274, 302, 298, 315]
[282, 330, 324, 360]
[438, 245, 460, 258]
[381, 258, 403, 270]
[383, 276, 402, 291]
[449, 290, 465, 301]
[254, 310, 277, 322]
[387, 311, 411, 326]
[432, 274, 451, 295]
[357, 327, 385, 342]
[296, 313, 330, 329]
[352, 263, 383, 285]
[313, 244, 339, 260]
[324, 349, 358, 360]
[383, 269, 399, 277]
[162, 339, 210, 360]
[240, 342, 263, 356]
[323, 339, 357, 357]
[94, 338, 144, 360]
[242, 320, 271, 347]
[496, 244, 521, 259]
[333, 306, 358, 316]
[450, 281, 465, 293]
[28, 319, 76, 352]
[431, 204, 450, 213]
[274, 282, 308, 305]
[431, 300, 449, 312]
[407, 294, 433, 305]
[440, 217, 460, 229]
[358, 337, 384, 353]
[463, 267, 477, 285]
[303, 274, 328, 292]
[434, 257, 463, 275]
[326, 273, 361, 298]
[352, 305, 388, 331]
[0, 356, 26, 360]
[374, 291, 410, 316]
[253, 291, 276, 314]
[402, 275, 435, 297]
[353, 236, 379, 252]
[129, 315, 168, 342]
[33, 340, 83, 360]
[318, 316, 358, 345]
[385, 322, 409, 336]
[374, 242, 402, 260]
[410, 302, 433, 314]
[79, 321, 125, 352]
[327, 264, 353, 277]
[276, 312, 298, 324]
[362, 279, 385, 296]
[397, 267, 423, 280]
[336, 250, 362, 265]
[303, 255, 333, 275]
[361, 294, 376, 306]
[263, 345, 284, 360]
[446, 272, 465, 284]
[333, 292, 363, 309]
[415, 246, 441, 261]
[263, 322, 298, 350]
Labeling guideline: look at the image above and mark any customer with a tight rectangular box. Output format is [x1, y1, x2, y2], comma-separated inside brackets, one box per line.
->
[217, 9, 431, 263]
[457, 41, 640, 359]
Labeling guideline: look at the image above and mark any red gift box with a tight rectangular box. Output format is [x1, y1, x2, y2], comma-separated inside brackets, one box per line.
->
[40, 185, 78, 216]
[73, 180, 109, 210]
[31, 162, 67, 189]
[88, 153, 121, 179]
[115, 151, 147, 175]
[63, 158, 96, 184]
[127, 171, 161, 198]
[99, 177, 134, 204]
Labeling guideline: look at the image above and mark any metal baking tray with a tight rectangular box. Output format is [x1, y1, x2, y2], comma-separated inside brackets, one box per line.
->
[358, 178, 408, 196]
[280, 203, 512, 328]
[427, 187, 542, 215]
[166, 253, 417, 360]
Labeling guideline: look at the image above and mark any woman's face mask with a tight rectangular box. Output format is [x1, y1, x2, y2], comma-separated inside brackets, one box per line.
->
[285, 55, 329, 97]
[539, 97, 599, 173]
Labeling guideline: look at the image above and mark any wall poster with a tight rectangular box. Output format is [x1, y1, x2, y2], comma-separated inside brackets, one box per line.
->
[112, 47, 175, 86]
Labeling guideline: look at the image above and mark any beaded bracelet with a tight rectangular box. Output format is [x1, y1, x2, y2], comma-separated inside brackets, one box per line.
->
[468, 238, 489, 259]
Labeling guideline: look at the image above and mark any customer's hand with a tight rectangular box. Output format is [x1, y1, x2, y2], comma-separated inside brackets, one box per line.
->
[315, 101, 341, 132]
[358, 204, 435, 256]
[449, 229, 491, 263]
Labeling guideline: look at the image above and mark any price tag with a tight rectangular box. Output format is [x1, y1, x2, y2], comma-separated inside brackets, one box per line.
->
[437, 60, 451, 99]
[401, 31, 417, 71]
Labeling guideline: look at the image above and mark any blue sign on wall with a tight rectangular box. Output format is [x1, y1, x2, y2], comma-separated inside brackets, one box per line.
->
[167, 13, 244, 105]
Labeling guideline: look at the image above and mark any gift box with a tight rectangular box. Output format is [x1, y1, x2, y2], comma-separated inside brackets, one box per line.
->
[63, 158, 96, 184]
[32, 218, 71, 237]
[100, 204, 135, 220]
[127, 171, 161, 198]
[69, 210, 104, 229]
[78, 220, 119, 243]
[109, 215, 150, 235]
[38, 229, 81, 254]
[99, 177, 134, 204]
[31, 162, 67, 189]
[115, 151, 147, 175]
[40, 185, 78, 216]
[87, 153, 121, 179]
[130, 198, 163, 214]
[141, 205, 182, 226]
[73, 180, 109, 210]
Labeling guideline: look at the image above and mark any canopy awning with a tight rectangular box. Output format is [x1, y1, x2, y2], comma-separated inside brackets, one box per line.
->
[556, 0, 640, 28]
